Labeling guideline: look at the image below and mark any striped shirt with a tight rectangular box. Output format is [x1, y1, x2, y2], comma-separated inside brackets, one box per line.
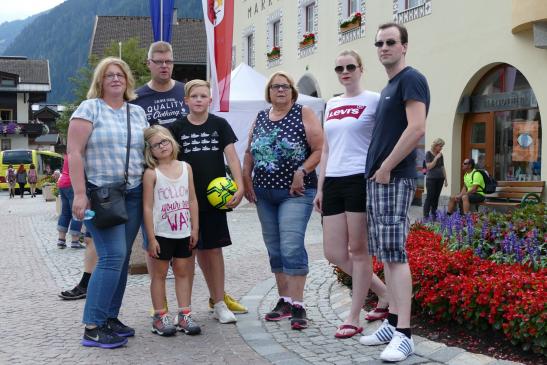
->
[71, 98, 149, 187]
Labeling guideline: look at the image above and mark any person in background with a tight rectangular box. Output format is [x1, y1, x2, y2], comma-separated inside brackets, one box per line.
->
[423, 138, 448, 218]
[446, 158, 485, 214]
[15, 164, 27, 198]
[6, 164, 16, 198]
[68, 56, 148, 349]
[27, 163, 38, 198]
[243, 71, 323, 330]
[56, 155, 87, 249]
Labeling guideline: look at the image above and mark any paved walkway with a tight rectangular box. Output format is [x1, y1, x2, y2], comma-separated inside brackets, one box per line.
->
[0, 192, 520, 364]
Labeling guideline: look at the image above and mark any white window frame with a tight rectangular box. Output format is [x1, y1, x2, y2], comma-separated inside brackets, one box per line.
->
[246, 33, 254, 67]
[393, 0, 431, 23]
[347, 0, 359, 17]
[305, 3, 315, 33]
[273, 20, 281, 47]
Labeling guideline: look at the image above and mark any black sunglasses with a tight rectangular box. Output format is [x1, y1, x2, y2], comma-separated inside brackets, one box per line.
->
[334, 64, 358, 74]
[374, 39, 399, 48]
[463, 161, 470, 165]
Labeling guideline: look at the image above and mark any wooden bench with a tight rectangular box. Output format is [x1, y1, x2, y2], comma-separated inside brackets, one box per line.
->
[478, 181, 545, 209]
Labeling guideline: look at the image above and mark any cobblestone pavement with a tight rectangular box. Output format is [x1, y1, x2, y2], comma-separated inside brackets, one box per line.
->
[0, 192, 520, 365]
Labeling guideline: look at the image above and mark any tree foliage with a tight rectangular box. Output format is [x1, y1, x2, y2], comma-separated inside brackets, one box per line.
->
[56, 37, 150, 138]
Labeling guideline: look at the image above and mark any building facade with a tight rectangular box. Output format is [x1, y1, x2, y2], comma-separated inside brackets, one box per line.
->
[233, 0, 546, 200]
[0, 56, 51, 151]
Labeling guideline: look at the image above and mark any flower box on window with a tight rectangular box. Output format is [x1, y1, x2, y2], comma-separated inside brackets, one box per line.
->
[267, 46, 281, 60]
[339, 12, 362, 33]
[299, 33, 315, 49]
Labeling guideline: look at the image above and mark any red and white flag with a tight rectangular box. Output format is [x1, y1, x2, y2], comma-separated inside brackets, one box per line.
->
[202, 0, 234, 112]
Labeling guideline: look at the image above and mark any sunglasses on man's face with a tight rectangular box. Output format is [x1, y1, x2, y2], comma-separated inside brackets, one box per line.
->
[374, 39, 400, 48]
[463, 161, 470, 165]
[334, 64, 358, 74]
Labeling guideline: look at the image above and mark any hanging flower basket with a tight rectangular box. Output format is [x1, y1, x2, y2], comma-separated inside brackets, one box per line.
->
[339, 12, 362, 32]
[267, 46, 281, 60]
[299, 33, 315, 48]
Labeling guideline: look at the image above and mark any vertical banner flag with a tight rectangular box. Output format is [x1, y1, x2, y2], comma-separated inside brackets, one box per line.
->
[150, 0, 175, 42]
[202, 0, 234, 112]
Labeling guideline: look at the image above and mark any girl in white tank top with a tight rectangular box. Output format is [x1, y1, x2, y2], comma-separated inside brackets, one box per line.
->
[143, 125, 200, 336]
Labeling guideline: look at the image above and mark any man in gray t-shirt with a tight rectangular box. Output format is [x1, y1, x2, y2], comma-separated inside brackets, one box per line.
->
[132, 41, 188, 128]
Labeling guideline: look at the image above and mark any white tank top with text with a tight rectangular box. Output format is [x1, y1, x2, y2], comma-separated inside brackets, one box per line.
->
[153, 161, 191, 239]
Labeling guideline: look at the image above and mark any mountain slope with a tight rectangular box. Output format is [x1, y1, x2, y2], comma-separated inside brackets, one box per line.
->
[3, 0, 203, 103]
[0, 14, 40, 54]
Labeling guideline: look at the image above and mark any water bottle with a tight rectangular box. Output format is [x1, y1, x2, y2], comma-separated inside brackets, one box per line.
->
[73, 209, 95, 221]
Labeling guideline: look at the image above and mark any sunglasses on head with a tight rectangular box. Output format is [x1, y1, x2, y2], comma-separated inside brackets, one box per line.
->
[334, 64, 358, 74]
[374, 39, 399, 48]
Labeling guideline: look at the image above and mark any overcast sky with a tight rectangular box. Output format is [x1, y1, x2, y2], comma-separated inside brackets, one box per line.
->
[0, 0, 66, 24]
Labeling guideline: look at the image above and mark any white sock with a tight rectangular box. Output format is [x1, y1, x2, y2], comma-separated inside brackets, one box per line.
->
[281, 296, 293, 304]
[292, 300, 304, 308]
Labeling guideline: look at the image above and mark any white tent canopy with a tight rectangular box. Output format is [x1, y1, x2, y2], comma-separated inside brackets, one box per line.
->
[216, 63, 325, 163]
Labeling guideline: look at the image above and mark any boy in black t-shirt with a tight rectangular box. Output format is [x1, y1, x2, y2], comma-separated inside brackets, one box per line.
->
[169, 79, 246, 324]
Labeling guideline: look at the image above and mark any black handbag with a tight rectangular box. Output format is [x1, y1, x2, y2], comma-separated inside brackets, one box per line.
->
[88, 105, 131, 229]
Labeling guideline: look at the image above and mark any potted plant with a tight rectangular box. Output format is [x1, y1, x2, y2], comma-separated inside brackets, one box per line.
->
[299, 32, 315, 48]
[39, 175, 58, 202]
[339, 12, 362, 32]
[267, 46, 281, 60]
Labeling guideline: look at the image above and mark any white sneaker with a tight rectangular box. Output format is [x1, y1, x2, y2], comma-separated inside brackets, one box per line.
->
[213, 301, 237, 324]
[380, 331, 414, 362]
[359, 319, 395, 345]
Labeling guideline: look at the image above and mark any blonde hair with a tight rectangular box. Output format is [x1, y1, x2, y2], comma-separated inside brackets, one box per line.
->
[86, 57, 137, 101]
[265, 71, 299, 103]
[147, 41, 173, 60]
[431, 138, 445, 149]
[143, 125, 179, 168]
[337, 50, 363, 68]
[184, 79, 211, 97]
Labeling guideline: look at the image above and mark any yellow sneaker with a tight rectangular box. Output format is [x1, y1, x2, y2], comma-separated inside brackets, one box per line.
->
[208, 293, 248, 314]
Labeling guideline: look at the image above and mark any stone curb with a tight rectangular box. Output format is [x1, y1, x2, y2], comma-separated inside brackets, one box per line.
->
[237, 260, 522, 365]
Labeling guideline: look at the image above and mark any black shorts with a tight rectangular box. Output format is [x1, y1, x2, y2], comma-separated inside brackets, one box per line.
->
[198, 210, 232, 250]
[155, 236, 192, 260]
[322, 174, 367, 216]
[467, 193, 485, 204]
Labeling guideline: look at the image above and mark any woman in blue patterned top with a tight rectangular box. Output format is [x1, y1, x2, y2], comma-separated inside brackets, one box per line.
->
[68, 57, 149, 349]
[243, 71, 323, 330]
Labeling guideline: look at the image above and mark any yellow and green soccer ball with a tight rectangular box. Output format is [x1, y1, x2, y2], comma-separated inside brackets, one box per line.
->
[206, 177, 238, 209]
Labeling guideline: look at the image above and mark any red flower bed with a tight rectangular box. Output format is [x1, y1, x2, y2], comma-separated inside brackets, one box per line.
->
[376, 224, 546, 354]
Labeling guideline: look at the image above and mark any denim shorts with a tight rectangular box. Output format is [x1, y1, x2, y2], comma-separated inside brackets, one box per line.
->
[366, 178, 416, 263]
[254, 187, 316, 276]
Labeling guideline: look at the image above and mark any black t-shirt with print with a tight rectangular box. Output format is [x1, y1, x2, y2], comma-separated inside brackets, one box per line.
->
[132, 81, 188, 128]
[169, 114, 238, 211]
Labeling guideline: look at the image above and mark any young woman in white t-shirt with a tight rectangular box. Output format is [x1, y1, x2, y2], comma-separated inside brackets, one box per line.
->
[143, 125, 201, 337]
[313, 50, 389, 339]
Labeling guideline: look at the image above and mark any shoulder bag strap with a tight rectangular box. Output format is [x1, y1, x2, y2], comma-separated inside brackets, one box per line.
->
[124, 104, 131, 185]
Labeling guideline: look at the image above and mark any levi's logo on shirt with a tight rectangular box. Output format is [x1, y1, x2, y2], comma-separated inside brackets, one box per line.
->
[326, 105, 366, 121]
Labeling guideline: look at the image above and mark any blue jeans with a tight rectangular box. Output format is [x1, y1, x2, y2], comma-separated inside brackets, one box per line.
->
[57, 187, 83, 237]
[254, 187, 315, 276]
[82, 184, 143, 325]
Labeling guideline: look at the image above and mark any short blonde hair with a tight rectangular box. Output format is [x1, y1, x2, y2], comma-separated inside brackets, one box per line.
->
[265, 71, 299, 103]
[147, 41, 173, 60]
[86, 57, 137, 101]
[431, 138, 445, 149]
[185, 79, 211, 97]
[143, 125, 179, 168]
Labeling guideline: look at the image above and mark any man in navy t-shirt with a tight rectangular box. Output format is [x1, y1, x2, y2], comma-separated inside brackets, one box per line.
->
[359, 23, 430, 363]
[132, 41, 188, 128]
